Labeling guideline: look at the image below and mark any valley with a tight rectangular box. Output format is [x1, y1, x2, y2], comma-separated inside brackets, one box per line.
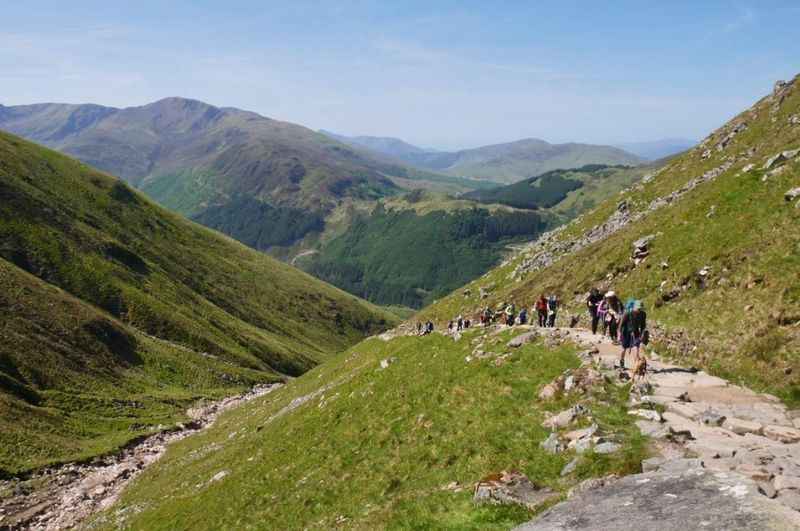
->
[1, 73, 794, 530]
[1, 7, 798, 527]
[0, 130, 395, 476]
[0, 99, 651, 310]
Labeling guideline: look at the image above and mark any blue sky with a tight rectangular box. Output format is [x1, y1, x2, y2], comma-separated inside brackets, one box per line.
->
[2, 1, 798, 149]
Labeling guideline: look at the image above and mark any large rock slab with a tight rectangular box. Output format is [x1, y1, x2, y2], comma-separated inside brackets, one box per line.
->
[514, 468, 800, 530]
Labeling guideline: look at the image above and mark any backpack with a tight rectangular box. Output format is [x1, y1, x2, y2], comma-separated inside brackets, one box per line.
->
[626, 299, 644, 312]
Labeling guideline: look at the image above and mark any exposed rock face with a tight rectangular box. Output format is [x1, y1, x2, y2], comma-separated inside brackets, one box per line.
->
[514, 467, 800, 530]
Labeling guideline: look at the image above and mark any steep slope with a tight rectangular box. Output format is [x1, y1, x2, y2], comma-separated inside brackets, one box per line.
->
[327, 134, 643, 184]
[615, 138, 697, 160]
[0, 131, 395, 473]
[419, 76, 800, 404]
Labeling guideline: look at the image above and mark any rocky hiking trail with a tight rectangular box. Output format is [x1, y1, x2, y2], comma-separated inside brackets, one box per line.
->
[0, 384, 281, 531]
[510, 326, 800, 530]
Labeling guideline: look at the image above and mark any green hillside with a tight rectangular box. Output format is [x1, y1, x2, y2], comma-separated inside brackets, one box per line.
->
[301, 163, 653, 309]
[463, 164, 648, 220]
[0, 131, 395, 473]
[93, 329, 645, 530]
[419, 75, 800, 404]
[304, 194, 549, 308]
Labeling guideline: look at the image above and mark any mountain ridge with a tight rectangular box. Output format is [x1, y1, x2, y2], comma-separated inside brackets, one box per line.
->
[323, 130, 643, 184]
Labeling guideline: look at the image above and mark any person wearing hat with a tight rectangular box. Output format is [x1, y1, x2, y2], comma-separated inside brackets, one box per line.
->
[601, 291, 623, 342]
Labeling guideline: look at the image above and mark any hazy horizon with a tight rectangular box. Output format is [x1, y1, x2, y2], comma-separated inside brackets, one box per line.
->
[2, 1, 798, 150]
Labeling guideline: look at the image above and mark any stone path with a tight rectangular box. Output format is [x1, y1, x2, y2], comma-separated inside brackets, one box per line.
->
[517, 327, 800, 529]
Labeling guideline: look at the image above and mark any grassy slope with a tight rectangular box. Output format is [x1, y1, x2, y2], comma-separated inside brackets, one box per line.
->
[462, 165, 650, 220]
[0, 131, 396, 473]
[417, 76, 800, 404]
[97, 330, 645, 530]
[305, 196, 550, 308]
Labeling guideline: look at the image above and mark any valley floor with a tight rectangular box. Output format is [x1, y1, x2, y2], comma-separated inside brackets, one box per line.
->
[0, 384, 282, 530]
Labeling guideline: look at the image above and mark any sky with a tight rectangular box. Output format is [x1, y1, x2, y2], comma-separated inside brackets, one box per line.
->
[1, 1, 799, 150]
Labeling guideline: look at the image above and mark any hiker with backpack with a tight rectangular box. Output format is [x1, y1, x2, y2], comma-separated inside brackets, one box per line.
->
[602, 291, 623, 342]
[546, 295, 559, 327]
[518, 307, 528, 325]
[535, 295, 548, 327]
[481, 307, 492, 325]
[618, 299, 648, 369]
[586, 288, 603, 335]
[504, 302, 516, 326]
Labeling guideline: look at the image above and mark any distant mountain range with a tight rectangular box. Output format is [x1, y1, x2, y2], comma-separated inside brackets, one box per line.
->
[321, 132, 643, 184]
[0, 98, 654, 308]
[614, 138, 697, 160]
[0, 98, 489, 250]
[320, 130, 438, 158]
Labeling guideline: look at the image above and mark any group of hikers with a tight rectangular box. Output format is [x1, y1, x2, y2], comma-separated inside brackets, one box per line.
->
[586, 288, 649, 372]
[477, 295, 560, 328]
[417, 286, 649, 378]
[415, 321, 435, 335]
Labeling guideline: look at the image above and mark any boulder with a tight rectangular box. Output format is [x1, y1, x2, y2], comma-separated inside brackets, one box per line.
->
[763, 149, 798, 170]
[785, 187, 800, 203]
[560, 457, 580, 477]
[594, 442, 621, 454]
[473, 470, 557, 510]
[574, 437, 596, 454]
[564, 423, 598, 442]
[507, 331, 538, 348]
[540, 433, 565, 454]
[736, 463, 773, 482]
[658, 458, 704, 474]
[542, 404, 588, 430]
[567, 475, 618, 499]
